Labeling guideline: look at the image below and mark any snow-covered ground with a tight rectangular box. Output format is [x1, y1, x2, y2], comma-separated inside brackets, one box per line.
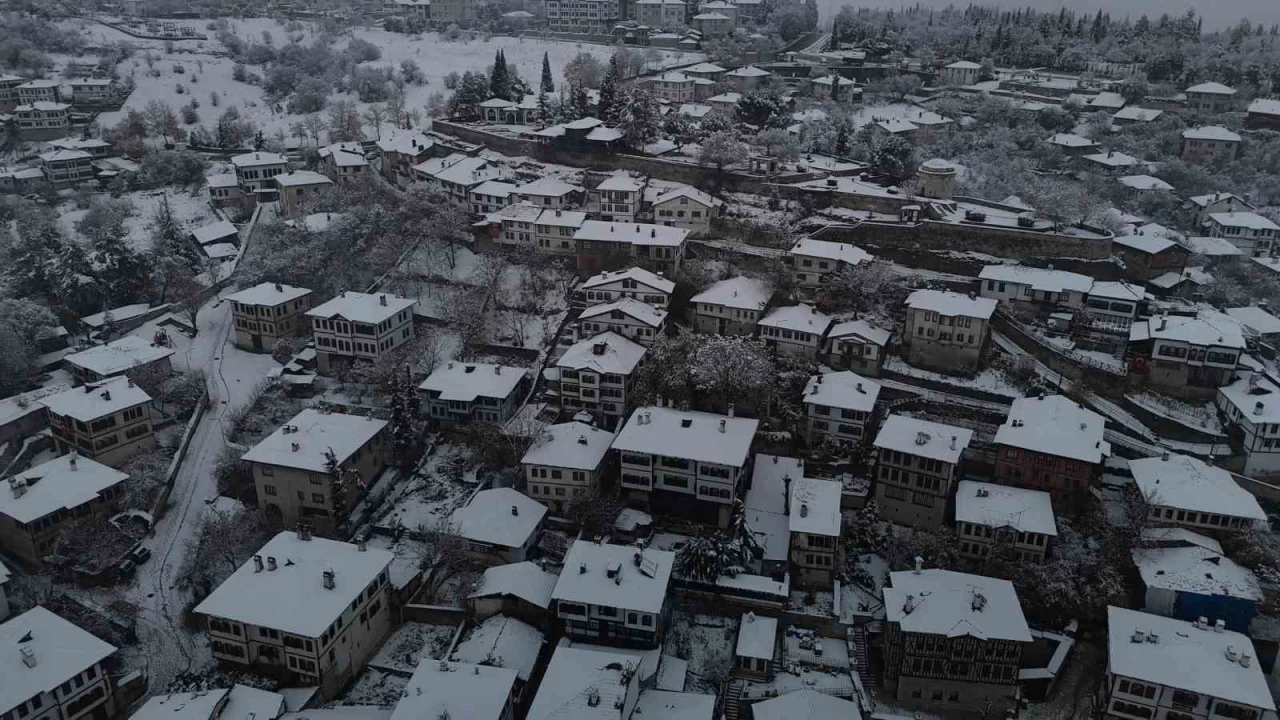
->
[368, 621, 460, 674]
[882, 355, 1025, 398]
[371, 443, 478, 532]
[57, 189, 215, 253]
[665, 610, 737, 694]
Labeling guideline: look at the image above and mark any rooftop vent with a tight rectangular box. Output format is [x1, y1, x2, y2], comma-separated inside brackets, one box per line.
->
[971, 591, 987, 612]
[19, 646, 36, 669]
[587, 688, 601, 707]
[903, 594, 916, 614]
[1131, 630, 1145, 643]
[465, 365, 476, 374]
[681, 418, 692, 428]
[1215, 619, 1226, 633]
[323, 570, 335, 590]
[253, 555, 263, 573]
[592, 342, 607, 356]
[800, 503, 809, 517]
[577, 435, 589, 446]
[976, 487, 989, 498]
[915, 431, 930, 446]
[718, 419, 726, 433]
[511, 505, 519, 517]
[297, 524, 312, 541]
[1227, 645, 1239, 662]
[267, 557, 277, 571]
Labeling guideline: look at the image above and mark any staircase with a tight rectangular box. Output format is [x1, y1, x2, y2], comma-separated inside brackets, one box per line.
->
[722, 678, 745, 720]
[852, 624, 873, 690]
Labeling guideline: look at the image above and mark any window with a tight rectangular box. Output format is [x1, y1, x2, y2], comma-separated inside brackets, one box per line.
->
[312, 493, 325, 503]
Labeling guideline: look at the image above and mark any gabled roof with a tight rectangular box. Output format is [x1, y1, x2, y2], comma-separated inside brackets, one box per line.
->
[0, 607, 118, 717]
[518, 177, 581, 198]
[1185, 81, 1236, 95]
[497, 201, 543, 223]
[954, 480, 1056, 536]
[1208, 212, 1280, 231]
[552, 541, 674, 614]
[1119, 174, 1174, 191]
[1112, 232, 1179, 254]
[788, 237, 872, 264]
[978, 265, 1092, 294]
[580, 297, 668, 328]
[1083, 151, 1141, 167]
[1248, 98, 1280, 116]
[1113, 106, 1163, 122]
[226, 282, 311, 307]
[275, 170, 333, 188]
[522, 421, 616, 470]
[653, 184, 719, 207]
[1, 454, 128, 524]
[751, 689, 862, 720]
[575, 221, 688, 247]
[1130, 311, 1247, 349]
[469, 179, 519, 198]
[449, 614, 544, 681]
[613, 407, 758, 467]
[556, 331, 647, 376]
[746, 454, 803, 516]
[802, 371, 880, 413]
[726, 65, 771, 77]
[595, 174, 643, 192]
[192, 219, 239, 245]
[1129, 453, 1267, 522]
[1227, 306, 1280, 336]
[241, 409, 388, 473]
[449, 488, 546, 549]
[41, 377, 152, 422]
[419, 362, 528, 403]
[469, 561, 559, 608]
[692, 276, 770, 310]
[391, 661, 517, 720]
[1183, 125, 1242, 142]
[759, 304, 831, 334]
[306, 290, 415, 324]
[874, 415, 972, 465]
[827, 319, 891, 346]
[231, 151, 287, 167]
[995, 395, 1108, 464]
[1046, 132, 1096, 148]
[581, 267, 674, 294]
[885, 568, 1031, 642]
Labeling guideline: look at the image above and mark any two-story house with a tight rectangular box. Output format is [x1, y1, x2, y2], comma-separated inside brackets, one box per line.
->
[528, 646, 641, 720]
[555, 332, 646, 430]
[275, 171, 334, 219]
[633, 0, 686, 28]
[1189, 192, 1254, 230]
[579, 267, 674, 309]
[1183, 81, 1237, 113]
[1217, 373, 1280, 476]
[419, 362, 529, 426]
[613, 407, 758, 528]
[954, 480, 1056, 563]
[650, 186, 720, 237]
[39, 150, 95, 186]
[803, 371, 880, 449]
[574, 221, 690, 277]
[469, 179, 519, 215]
[41, 378, 154, 468]
[977, 265, 1092, 314]
[0, 454, 127, 568]
[414, 154, 511, 202]
[883, 569, 1032, 715]
[822, 320, 892, 376]
[535, 209, 587, 255]
[0, 607, 119, 720]
[231, 151, 288, 195]
[242, 409, 388, 532]
[577, 297, 668, 347]
[648, 71, 697, 103]
[306, 291, 416, 373]
[318, 142, 369, 185]
[447, 488, 546, 566]
[691, 276, 771, 336]
[993, 395, 1109, 506]
[1113, 232, 1190, 283]
[1181, 126, 1242, 165]
[1129, 312, 1246, 391]
[551, 540, 674, 648]
[788, 238, 873, 292]
[64, 335, 174, 386]
[227, 282, 314, 353]
[873, 415, 972, 530]
[517, 177, 582, 209]
[1101, 606, 1275, 720]
[495, 202, 543, 248]
[591, 175, 644, 222]
[903, 290, 997, 373]
[1206, 212, 1279, 257]
[195, 531, 395, 700]
[758, 305, 832, 361]
[521, 421, 617, 514]
[15, 102, 70, 132]
[1130, 545, 1262, 632]
[375, 132, 434, 187]
[788, 478, 843, 587]
[1129, 453, 1267, 537]
[393, 661, 517, 720]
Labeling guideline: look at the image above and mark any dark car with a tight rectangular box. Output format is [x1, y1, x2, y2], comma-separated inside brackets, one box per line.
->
[117, 558, 137, 580]
[129, 546, 153, 565]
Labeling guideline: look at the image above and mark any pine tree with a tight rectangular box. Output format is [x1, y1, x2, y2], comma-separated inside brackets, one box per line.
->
[490, 49, 511, 101]
[149, 195, 202, 302]
[536, 91, 550, 125]
[540, 51, 554, 94]
[388, 366, 423, 470]
[572, 84, 591, 119]
[600, 53, 620, 125]
[324, 448, 363, 532]
[618, 85, 658, 149]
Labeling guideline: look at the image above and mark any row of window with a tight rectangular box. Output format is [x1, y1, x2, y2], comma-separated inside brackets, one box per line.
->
[529, 467, 588, 482]
[1149, 505, 1252, 529]
[530, 484, 584, 498]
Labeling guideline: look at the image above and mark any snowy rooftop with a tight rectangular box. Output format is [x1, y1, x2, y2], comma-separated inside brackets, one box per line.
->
[375, 132, 433, 155]
[1140, 527, 1223, 553]
[708, 92, 742, 104]
[655, 71, 694, 83]
[759, 304, 832, 334]
[1090, 281, 1144, 302]
[0, 383, 69, 428]
[751, 689, 861, 720]
[227, 282, 311, 307]
[1149, 268, 1214, 289]
[1046, 132, 1096, 148]
[1219, 374, 1280, 424]
[803, 371, 880, 413]
[736, 612, 778, 659]
[553, 541, 674, 614]
[1226, 306, 1280, 336]
[1183, 125, 1242, 142]
[884, 569, 1032, 642]
[129, 688, 231, 720]
[683, 62, 726, 73]
[632, 691, 713, 720]
[1088, 91, 1126, 109]
[521, 421, 616, 470]
[979, 265, 1093, 294]
[691, 276, 771, 310]
[230, 151, 287, 167]
[581, 267, 674, 294]
[614, 407, 758, 467]
[586, 127, 625, 142]
[65, 334, 174, 376]
[206, 173, 238, 188]
[789, 237, 872, 265]
[240, 408, 388, 473]
[557, 332, 647, 377]
[1120, 175, 1174, 191]
[1189, 192, 1251, 209]
[1248, 98, 1280, 116]
[995, 395, 1108, 463]
[1208, 212, 1280, 231]
[677, 103, 711, 118]
[812, 74, 856, 86]
[574, 221, 689, 248]
[306, 290, 414, 324]
[392, 660, 517, 720]
[468, 561, 559, 609]
[2, 454, 128, 524]
[1083, 151, 1142, 167]
[1129, 453, 1267, 522]
[449, 614, 544, 681]
[519, 177, 581, 198]
[219, 684, 287, 720]
[726, 66, 770, 79]
[827, 319, 891, 346]
[448, 488, 546, 550]
[1132, 545, 1262, 601]
[906, 289, 996, 318]
[1107, 606, 1273, 710]
[595, 175, 643, 192]
[653, 185, 719, 207]
[580, 297, 668, 327]
[191, 219, 239, 245]
[470, 179, 518, 198]
[536, 208, 587, 228]
[39, 149, 91, 162]
[416, 154, 508, 187]
[0, 607, 118, 717]
[1113, 106, 1163, 122]
[41, 377, 152, 422]
[1130, 311, 1247, 349]
[497, 201, 543, 223]
[1185, 81, 1236, 95]
[195, 531, 392, 637]
[275, 170, 332, 188]
[747, 454, 804, 516]
[420, 362, 527, 403]
[1112, 232, 1179, 254]
[954, 480, 1056, 536]
[789, 478, 841, 536]
[874, 414, 973, 465]
[527, 645, 639, 720]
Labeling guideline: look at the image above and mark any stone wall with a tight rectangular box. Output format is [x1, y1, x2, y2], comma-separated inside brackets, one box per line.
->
[813, 218, 1113, 261]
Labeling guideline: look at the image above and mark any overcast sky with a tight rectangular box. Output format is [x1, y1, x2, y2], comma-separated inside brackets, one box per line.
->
[816, 0, 1280, 31]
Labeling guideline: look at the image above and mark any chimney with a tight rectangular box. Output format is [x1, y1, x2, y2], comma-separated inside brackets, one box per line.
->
[380, 294, 387, 306]
[291, 442, 300, 452]
[323, 570, 335, 590]
[267, 556, 277, 571]
[19, 646, 36, 668]
[1255, 401, 1265, 416]
[297, 524, 312, 541]
[904, 594, 916, 614]
[718, 419, 725, 433]
[511, 505, 519, 516]
[102, 390, 111, 401]
[950, 436, 957, 451]
[1242, 651, 1253, 668]
[577, 435, 588, 445]
[69, 454, 77, 469]
[358, 538, 367, 551]
[914, 556, 923, 574]
[727, 403, 735, 417]
[1227, 645, 1239, 661]
[495, 366, 501, 374]
[275, 282, 283, 292]
[1215, 619, 1226, 633]
[253, 555, 264, 572]
[783, 474, 792, 514]
[800, 502, 809, 517]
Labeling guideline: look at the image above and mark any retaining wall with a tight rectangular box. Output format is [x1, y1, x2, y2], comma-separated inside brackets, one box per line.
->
[814, 219, 1114, 261]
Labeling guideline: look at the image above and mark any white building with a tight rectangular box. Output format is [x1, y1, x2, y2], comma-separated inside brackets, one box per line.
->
[469, 179, 519, 215]
[954, 480, 1056, 562]
[306, 291, 415, 373]
[495, 201, 542, 248]
[41, 377, 155, 468]
[802, 371, 880, 448]
[231, 152, 288, 193]
[544, 0, 619, 31]
[788, 477, 843, 586]
[318, 142, 369, 185]
[1206, 212, 1279, 257]
[650, 185, 721, 237]
[633, 0, 685, 28]
[977, 265, 1092, 311]
[592, 175, 645, 222]
[941, 60, 981, 86]
[419, 362, 530, 426]
[822, 320, 891, 376]
[1217, 374, 1280, 475]
[0, 607, 119, 720]
[522, 421, 616, 513]
[414, 154, 511, 202]
[194, 531, 395, 699]
[555, 331, 647, 430]
[691, 276, 771, 336]
[392, 660, 517, 720]
[551, 541, 675, 647]
[757, 304, 832, 360]
[517, 177, 582, 209]
[1129, 453, 1267, 535]
[613, 407, 758, 527]
[873, 415, 971, 530]
[724, 65, 771, 91]
[447, 487, 546, 565]
[579, 267, 674, 309]
[578, 297, 667, 347]
[788, 238, 873, 291]
[1129, 311, 1245, 390]
[534, 208, 587, 255]
[15, 102, 70, 131]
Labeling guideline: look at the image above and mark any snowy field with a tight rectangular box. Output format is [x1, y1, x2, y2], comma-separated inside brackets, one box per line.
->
[368, 621, 460, 674]
[666, 610, 737, 693]
[56, 188, 215, 253]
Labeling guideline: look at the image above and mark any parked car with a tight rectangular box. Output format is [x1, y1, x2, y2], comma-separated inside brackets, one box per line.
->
[117, 558, 137, 580]
[129, 546, 152, 565]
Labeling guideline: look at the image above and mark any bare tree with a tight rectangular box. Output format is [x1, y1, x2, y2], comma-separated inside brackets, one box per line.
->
[300, 113, 327, 146]
[361, 103, 388, 140]
[413, 519, 471, 604]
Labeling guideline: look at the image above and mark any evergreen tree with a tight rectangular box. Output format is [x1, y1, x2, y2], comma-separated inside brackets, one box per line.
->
[618, 85, 659, 149]
[324, 448, 364, 532]
[536, 90, 550, 125]
[600, 53, 620, 125]
[540, 51, 555, 94]
[674, 501, 762, 581]
[388, 366, 423, 470]
[148, 195, 202, 302]
[572, 83, 591, 119]
[489, 49, 511, 101]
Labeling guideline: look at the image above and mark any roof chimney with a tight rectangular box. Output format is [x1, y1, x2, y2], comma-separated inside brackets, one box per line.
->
[511, 505, 519, 516]
[380, 294, 387, 306]
[69, 454, 77, 469]
[914, 556, 923, 574]
[358, 538, 367, 551]
[718, 419, 725, 433]
[323, 570, 335, 590]
[19, 646, 36, 668]
[275, 282, 283, 292]
[253, 555, 263, 572]
[727, 404, 735, 417]
[297, 524, 312, 541]
[267, 556, 277, 571]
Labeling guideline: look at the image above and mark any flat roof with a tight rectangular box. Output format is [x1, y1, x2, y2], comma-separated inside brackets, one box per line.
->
[0, 607, 118, 717]
[552, 541, 674, 614]
[954, 480, 1056, 536]
[614, 407, 758, 468]
[241, 408, 388, 474]
[1129, 453, 1267, 522]
[884, 569, 1031, 642]
[874, 414, 972, 465]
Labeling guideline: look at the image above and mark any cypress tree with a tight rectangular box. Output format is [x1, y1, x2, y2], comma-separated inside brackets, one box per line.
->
[540, 51, 554, 93]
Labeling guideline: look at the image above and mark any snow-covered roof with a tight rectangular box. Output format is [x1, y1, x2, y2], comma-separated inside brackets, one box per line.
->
[1148, 268, 1214, 289]
[1220, 374, 1280, 424]
[677, 103, 712, 119]
[1140, 526, 1223, 553]
[449, 488, 546, 549]
[978, 265, 1092, 294]
[129, 688, 232, 720]
[480, 97, 517, 109]
[614, 407, 757, 467]
[15, 102, 70, 112]
[1113, 106, 1163, 122]
[0, 607, 118, 717]
[1185, 81, 1236, 95]
[227, 282, 311, 307]
[450, 614, 544, 681]
[945, 60, 981, 69]
[1130, 453, 1267, 522]
[1131, 311, 1247, 349]
[575, 221, 689, 247]
[803, 371, 880, 413]
[788, 237, 872, 265]
[191, 219, 238, 245]
[39, 149, 91, 162]
[580, 297, 668, 327]
[827, 319, 891, 347]
[1083, 151, 1142, 167]
[553, 541, 674, 614]
[518, 177, 581, 198]
[219, 684, 287, 720]
[995, 395, 1108, 464]
[64, 335, 174, 377]
[241, 408, 388, 473]
[17, 79, 59, 88]
[375, 132, 433, 155]
[632, 691, 713, 720]
[527, 645, 639, 720]
[0, 383, 69, 428]
[683, 62, 726, 73]
[206, 172, 238, 188]
[694, 12, 729, 19]
[954, 480, 1056, 536]
[874, 415, 972, 465]
[195, 531, 392, 637]
[1107, 606, 1273, 711]
[726, 65, 770, 77]
[581, 267, 674, 294]
[522, 421, 616, 470]
[306, 290, 414, 324]
[708, 92, 741, 104]
[691, 276, 770, 310]
[1226, 306, 1280, 336]
[884, 569, 1032, 642]
[470, 179, 518, 198]
[1, 454, 128, 524]
[789, 478, 841, 536]
[1184, 235, 1245, 256]
[905, 289, 997, 319]
[497, 201, 542, 223]
[1046, 132, 1096, 148]
[654, 70, 694, 84]
[40, 377, 152, 422]
[419, 362, 528, 403]
[653, 184, 719, 207]
[759, 304, 832, 334]
[1088, 91, 1126, 109]
[469, 561, 559, 609]
[1089, 281, 1144, 302]
[1183, 125, 1242, 142]
[1133, 545, 1262, 601]
[746, 454, 803, 516]
[416, 154, 508, 187]
[1112, 232, 1178, 254]
[595, 175, 644, 193]
[751, 689, 862, 720]
[556, 331, 647, 378]
[1208, 211, 1280, 231]
[1120, 174, 1174, 191]
[811, 74, 856, 86]
[735, 612, 777, 659]
[392, 660, 517, 720]
[1248, 98, 1280, 116]
[231, 151, 287, 167]
[275, 170, 332, 188]
[1189, 192, 1251, 209]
